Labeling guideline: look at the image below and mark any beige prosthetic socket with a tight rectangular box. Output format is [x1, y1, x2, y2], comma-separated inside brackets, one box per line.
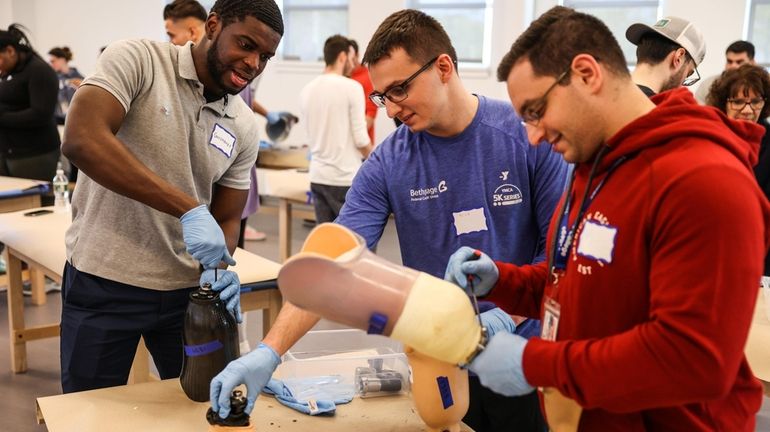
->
[277, 223, 483, 365]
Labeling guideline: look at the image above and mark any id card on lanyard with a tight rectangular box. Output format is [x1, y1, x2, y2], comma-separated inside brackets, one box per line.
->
[541, 148, 628, 341]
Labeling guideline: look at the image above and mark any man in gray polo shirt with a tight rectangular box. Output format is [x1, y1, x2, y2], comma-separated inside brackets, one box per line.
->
[59, 0, 283, 393]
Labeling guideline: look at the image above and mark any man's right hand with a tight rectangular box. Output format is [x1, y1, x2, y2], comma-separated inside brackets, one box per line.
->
[210, 343, 281, 419]
[179, 205, 236, 269]
[444, 246, 499, 296]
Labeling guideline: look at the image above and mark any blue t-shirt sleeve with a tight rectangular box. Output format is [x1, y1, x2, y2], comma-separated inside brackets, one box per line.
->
[529, 143, 568, 263]
[335, 150, 392, 249]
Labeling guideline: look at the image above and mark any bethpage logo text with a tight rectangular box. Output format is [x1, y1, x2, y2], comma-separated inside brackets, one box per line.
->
[410, 180, 447, 202]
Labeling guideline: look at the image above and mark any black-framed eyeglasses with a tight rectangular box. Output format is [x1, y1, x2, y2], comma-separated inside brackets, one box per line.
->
[727, 97, 766, 111]
[369, 56, 439, 108]
[520, 69, 571, 126]
[681, 52, 700, 87]
[682, 66, 700, 87]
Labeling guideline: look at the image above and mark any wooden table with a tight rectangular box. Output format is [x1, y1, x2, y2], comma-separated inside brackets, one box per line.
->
[36, 378, 473, 431]
[0, 207, 283, 382]
[256, 168, 312, 262]
[0, 176, 50, 293]
[745, 288, 770, 395]
[0, 175, 48, 213]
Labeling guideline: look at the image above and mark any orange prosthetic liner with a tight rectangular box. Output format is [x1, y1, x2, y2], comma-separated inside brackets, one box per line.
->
[277, 223, 486, 366]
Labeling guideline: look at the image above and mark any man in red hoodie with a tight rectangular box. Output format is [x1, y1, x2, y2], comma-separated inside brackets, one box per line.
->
[444, 6, 770, 431]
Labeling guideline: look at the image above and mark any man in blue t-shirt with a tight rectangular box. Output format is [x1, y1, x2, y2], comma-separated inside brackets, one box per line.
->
[338, 10, 566, 431]
[209, 10, 566, 431]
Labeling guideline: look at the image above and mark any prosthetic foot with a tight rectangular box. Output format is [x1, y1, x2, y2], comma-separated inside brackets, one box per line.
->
[406, 346, 469, 432]
[206, 390, 255, 432]
[542, 387, 583, 432]
[277, 223, 485, 366]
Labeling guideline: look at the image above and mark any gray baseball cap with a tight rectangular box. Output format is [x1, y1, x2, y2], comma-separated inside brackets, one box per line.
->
[626, 17, 706, 66]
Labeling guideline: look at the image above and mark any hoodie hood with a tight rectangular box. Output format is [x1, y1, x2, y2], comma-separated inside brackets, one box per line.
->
[599, 87, 765, 171]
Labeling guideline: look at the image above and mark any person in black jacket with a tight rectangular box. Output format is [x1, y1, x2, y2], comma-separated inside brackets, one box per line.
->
[0, 24, 60, 181]
[706, 63, 770, 275]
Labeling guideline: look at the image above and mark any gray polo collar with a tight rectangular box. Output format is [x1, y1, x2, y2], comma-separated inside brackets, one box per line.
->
[178, 42, 238, 118]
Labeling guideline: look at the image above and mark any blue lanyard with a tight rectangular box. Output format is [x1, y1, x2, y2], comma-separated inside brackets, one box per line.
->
[550, 149, 628, 273]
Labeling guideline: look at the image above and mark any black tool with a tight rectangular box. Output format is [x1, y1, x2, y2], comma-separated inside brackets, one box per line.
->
[467, 250, 484, 327]
[206, 390, 251, 427]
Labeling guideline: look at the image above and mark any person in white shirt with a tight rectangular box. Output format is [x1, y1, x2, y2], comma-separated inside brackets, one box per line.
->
[300, 34, 372, 223]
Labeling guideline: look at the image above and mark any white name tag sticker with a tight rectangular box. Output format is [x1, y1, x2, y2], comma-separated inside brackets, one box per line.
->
[453, 207, 488, 236]
[209, 123, 236, 158]
[576, 220, 617, 263]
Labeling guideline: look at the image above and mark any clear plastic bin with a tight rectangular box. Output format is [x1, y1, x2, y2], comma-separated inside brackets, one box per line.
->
[278, 329, 410, 398]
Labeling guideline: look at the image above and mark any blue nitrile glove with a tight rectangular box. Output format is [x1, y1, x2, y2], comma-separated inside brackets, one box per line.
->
[480, 307, 517, 338]
[200, 269, 242, 323]
[444, 246, 499, 296]
[469, 332, 534, 397]
[266, 111, 281, 125]
[180, 205, 236, 269]
[210, 343, 281, 419]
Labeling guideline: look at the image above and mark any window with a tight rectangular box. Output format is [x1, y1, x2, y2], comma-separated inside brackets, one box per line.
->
[561, 0, 660, 65]
[408, 0, 493, 64]
[280, 0, 349, 61]
[748, 0, 770, 66]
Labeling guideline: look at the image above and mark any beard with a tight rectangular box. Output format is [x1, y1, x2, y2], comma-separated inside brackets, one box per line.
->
[660, 63, 689, 93]
[205, 35, 246, 96]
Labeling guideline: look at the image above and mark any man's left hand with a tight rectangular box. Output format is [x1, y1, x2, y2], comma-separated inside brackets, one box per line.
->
[200, 269, 242, 323]
[469, 332, 534, 396]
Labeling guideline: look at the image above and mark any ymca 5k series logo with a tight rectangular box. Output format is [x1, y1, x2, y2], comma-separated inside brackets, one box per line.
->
[410, 180, 448, 202]
[492, 171, 523, 207]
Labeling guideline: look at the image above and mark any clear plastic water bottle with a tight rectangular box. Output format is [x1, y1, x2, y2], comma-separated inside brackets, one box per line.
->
[53, 163, 70, 212]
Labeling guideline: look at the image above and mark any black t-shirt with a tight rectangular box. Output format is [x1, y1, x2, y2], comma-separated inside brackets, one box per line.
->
[637, 84, 656, 98]
[0, 53, 60, 157]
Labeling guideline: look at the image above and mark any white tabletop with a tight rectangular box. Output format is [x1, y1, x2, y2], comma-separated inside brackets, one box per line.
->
[0, 175, 47, 195]
[0, 207, 280, 283]
[256, 168, 311, 203]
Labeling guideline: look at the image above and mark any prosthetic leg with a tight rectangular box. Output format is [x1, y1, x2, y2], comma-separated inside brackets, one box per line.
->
[277, 223, 485, 366]
[277, 223, 480, 429]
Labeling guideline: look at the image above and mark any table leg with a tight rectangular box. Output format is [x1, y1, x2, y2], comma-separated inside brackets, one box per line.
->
[279, 199, 292, 263]
[29, 267, 47, 306]
[6, 248, 27, 373]
[261, 290, 283, 338]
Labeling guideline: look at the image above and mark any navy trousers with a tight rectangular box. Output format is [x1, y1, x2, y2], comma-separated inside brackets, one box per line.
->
[60, 262, 196, 393]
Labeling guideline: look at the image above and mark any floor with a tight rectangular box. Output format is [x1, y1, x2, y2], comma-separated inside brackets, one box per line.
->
[0, 207, 768, 431]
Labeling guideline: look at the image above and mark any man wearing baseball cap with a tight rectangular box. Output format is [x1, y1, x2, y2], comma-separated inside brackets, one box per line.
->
[626, 16, 706, 97]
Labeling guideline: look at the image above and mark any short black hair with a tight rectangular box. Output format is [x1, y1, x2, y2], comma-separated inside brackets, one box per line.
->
[497, 6, 628, 82]
[726, 40, 755, 60]
[350, 39, 359, 55]
[635, 32, 683, 66]
[163, 0, 207, 21]
[363, 9, 456, 67]
[323, 35, 351, 66]
[210, 0, 284, 36]
[48, 46, 73, 61]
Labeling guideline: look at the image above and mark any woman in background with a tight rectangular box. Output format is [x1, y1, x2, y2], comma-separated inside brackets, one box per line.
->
[48, 46, 83, 125]
[0, 24, 60, 181]
[707, 64, 770, 275]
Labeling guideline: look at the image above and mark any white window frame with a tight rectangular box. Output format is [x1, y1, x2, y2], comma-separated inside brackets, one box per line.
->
[279, 0, 349, 62]
[407, 0, 494, 67]
[747, 0, 770, 67]
[560, 0, 661, 66]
